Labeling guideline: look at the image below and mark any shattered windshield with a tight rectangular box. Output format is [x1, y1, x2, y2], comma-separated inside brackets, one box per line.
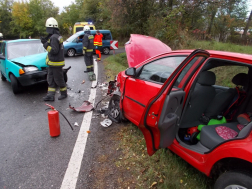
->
[7, 40, 46, 60]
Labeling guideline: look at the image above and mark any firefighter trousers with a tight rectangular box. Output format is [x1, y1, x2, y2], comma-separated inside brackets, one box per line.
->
[47, 67, 66, 94]
[84, 52, 94, 72]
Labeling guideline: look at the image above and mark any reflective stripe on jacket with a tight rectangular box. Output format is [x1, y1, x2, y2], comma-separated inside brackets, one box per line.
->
[82, 32, 94, 52]
[94, 33, 103, 46]
[43, 32, 65, 67]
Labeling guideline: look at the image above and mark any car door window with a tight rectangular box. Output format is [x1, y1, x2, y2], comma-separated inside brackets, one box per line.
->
[138, 56, 186, 84]
[175, 56, 207, 88]
[1, 43, 6, 57]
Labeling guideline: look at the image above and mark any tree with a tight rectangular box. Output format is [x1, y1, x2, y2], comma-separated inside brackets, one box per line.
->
[242, 10, 252, 42]
[28, 0, 59, 36]
[0, 0, 14, 38]
[11, 1, 33, 38]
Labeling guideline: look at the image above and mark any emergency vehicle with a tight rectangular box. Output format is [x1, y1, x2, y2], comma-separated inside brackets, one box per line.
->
[73, 22, 95, 34]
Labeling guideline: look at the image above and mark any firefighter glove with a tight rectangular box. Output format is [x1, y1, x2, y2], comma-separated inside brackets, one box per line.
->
[40, 37, 47, 44]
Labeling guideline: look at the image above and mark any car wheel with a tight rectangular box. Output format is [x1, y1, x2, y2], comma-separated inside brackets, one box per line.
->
[214, 171, 252, 189]
[1, 72, 6, 81]
[108, 95, 121, 123]
[67, 49, 75, 57]
[103, 47, 110, 55]
[63, 72, 68, 83]
[10, 74, 21, 94]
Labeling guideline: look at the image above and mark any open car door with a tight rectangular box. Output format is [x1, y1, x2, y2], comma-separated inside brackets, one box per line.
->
[138, 49, 210, 156]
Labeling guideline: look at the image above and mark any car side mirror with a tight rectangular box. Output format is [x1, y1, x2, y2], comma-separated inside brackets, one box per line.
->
[125, 67, 136, 77]
[0, 54, 5, 60]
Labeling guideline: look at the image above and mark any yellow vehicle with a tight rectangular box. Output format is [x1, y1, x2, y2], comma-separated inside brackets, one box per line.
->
[73, 22, 96, 34]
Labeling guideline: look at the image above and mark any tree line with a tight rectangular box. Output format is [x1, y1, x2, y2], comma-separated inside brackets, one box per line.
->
[0, 0, 251, 46]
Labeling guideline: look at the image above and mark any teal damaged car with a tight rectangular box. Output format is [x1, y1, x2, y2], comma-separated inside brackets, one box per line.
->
[0, 39, 69, 94]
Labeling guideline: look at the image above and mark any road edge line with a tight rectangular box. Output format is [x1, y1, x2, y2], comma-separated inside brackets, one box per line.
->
[60, 59, 98, 189]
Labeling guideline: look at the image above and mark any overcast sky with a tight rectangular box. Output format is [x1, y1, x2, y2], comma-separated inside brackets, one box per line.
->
[52, 0, 73, 13]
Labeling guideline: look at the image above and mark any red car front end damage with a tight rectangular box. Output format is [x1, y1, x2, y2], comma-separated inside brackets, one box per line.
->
[108, 34, 252, 188]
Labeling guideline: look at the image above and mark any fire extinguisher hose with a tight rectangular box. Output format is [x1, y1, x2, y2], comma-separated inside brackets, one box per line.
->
[45, 107, 73, 131]
[57, 110, 74, 130]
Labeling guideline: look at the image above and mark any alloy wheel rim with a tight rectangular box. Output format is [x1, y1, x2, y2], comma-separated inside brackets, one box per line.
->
[224, 185, 247, 189]
[104, 48, 109, 54]
[110, 100, 120, 118]
[68, 49, 74, 56]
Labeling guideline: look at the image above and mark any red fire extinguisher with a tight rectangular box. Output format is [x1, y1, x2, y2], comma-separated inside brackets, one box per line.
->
[46, 104, 60, 137]
[45, 104, 73, 137]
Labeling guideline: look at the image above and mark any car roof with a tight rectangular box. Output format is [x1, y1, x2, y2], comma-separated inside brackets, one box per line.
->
[6, 39, 40, 43]
[171, 49, 252, 62]
[75, 30, 111, 35]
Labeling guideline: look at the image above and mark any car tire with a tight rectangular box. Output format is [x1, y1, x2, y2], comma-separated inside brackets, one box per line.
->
[67, 48, 75, 57]
[103, 47, 110, 55]
[63, 72, 68, 83]
[1, 72, 6, 81]
[214, 171, 252, 189]
[10, 74, 21, 94]
[108, 95, 121, 123]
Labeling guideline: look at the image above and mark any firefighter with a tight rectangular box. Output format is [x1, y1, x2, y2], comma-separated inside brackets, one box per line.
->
[40, 17, 67, 101]
[82, 25, 96, 81]
[94, 30, 103, 61]
[0, 33, 3, 49]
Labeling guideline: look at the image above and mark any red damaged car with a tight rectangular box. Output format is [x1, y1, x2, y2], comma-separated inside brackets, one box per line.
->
[108, 34, 252, 188]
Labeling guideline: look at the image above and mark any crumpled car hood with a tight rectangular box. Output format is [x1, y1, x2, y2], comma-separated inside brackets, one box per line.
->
[125, 34, 172, 67]
[10, 52, 47, 68]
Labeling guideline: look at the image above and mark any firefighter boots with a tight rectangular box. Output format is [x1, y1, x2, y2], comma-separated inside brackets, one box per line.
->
[43, 93, 55, 101]
[58, 90, 67, 100]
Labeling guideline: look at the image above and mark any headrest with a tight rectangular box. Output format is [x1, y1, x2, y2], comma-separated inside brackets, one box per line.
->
[232, 73, 248, 86]
[197, 71, 216, 86]
[237, 112, 252, 125]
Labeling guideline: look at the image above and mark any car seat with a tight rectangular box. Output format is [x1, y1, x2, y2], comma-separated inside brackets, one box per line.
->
[181, 71, 216, 128]
[200, 120, 252, 149]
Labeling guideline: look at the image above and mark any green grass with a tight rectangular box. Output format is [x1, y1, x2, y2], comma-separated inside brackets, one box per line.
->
[103, 52, 128, 80]
[116, 124, 213, 189]
[185, 40, 252, 54]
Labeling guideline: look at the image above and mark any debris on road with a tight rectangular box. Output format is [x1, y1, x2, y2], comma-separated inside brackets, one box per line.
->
[101, 114, 107, 119]
[98, 82, 109, 90]
[81, 80, 85, 84]
[74, 122, 79, 127]
[87, 130, 91, 134]
[69, 101, 94, 112]
[100, 119, 112, 127]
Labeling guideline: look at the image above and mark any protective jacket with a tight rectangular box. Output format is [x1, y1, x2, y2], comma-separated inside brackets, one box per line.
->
[94, 33, 103, 46]
[82, 31, 94, 53]
[43, 30, 65, 67]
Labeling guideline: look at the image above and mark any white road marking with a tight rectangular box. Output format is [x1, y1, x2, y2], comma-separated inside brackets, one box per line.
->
[60, 59, 98, 189]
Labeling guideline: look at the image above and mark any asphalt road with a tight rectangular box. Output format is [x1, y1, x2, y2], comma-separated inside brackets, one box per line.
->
[0, 47, 125, 189]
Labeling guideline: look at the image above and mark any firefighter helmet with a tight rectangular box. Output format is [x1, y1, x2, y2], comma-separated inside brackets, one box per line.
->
[45, 17, 58, 28]
[0, 33, 3, 37]
[83, 25, 90, 31]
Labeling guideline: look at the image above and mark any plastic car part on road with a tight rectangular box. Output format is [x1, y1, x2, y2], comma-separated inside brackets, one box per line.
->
[69, 101, 94, 112]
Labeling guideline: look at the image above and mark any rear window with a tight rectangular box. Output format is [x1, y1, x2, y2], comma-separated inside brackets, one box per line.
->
[102, 33, 112, 40]
[76, 27, 83, 33]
